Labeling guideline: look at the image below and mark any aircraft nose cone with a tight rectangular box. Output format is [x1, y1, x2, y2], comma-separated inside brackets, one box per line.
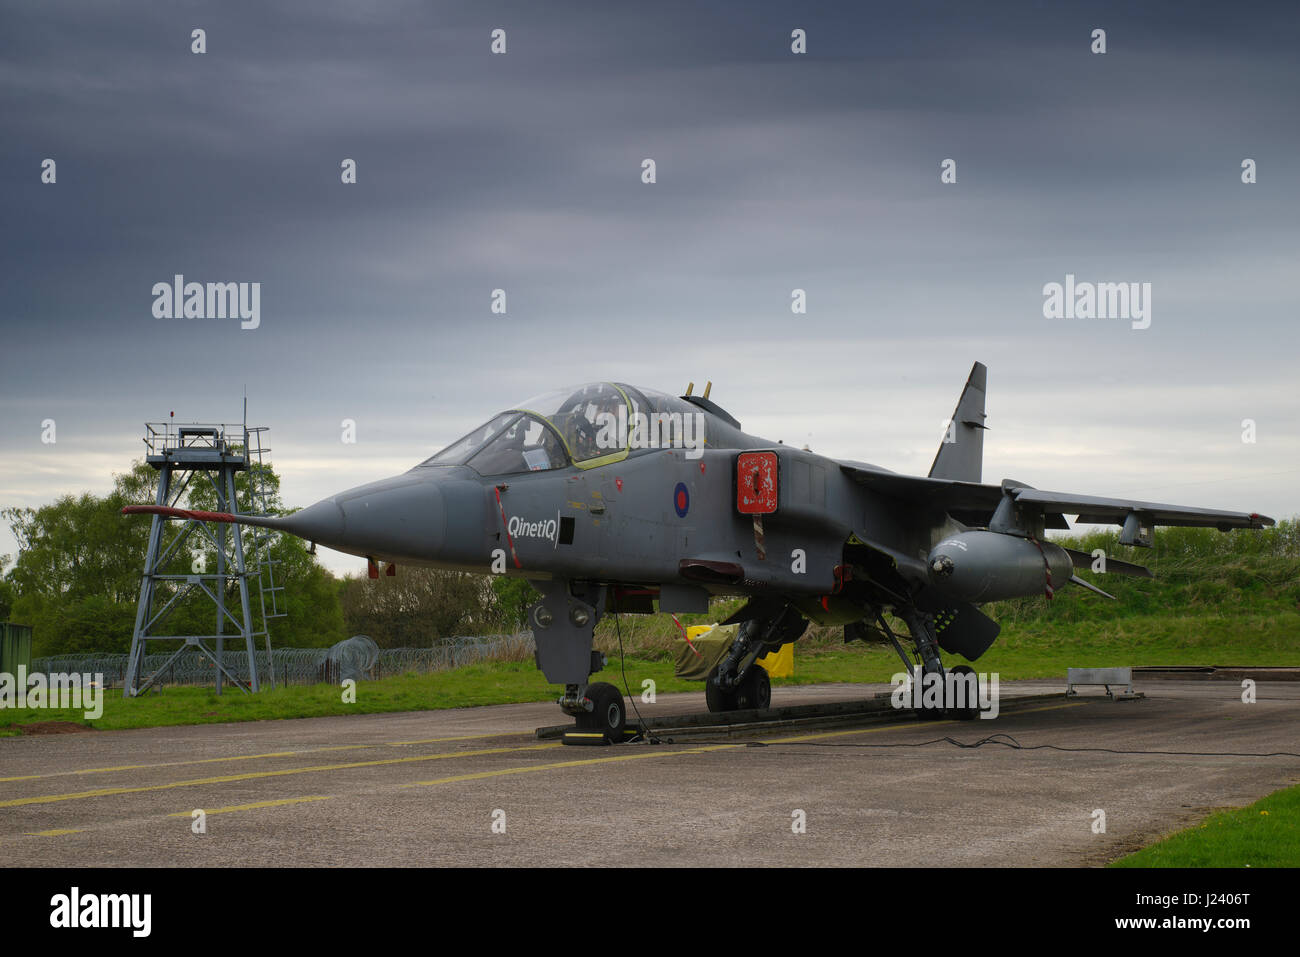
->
[334, 473, 445, 561]
[279, 498, 345, 544]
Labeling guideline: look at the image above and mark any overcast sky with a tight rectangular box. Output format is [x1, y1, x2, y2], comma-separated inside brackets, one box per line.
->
[2, 0, 1297, 577]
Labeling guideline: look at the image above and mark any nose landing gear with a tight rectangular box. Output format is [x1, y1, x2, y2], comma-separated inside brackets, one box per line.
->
[570, 681, 627, 743]
[527, 579, 633, 745]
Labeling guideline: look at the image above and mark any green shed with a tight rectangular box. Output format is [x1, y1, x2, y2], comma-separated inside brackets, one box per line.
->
[1, 622, 33, 675]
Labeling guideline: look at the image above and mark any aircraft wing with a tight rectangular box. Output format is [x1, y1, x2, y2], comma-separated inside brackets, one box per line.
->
[839, 464, 1274, 532]
[1010, 489, 1273, 531]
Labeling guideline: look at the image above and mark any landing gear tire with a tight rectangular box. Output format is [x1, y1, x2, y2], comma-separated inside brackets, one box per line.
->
[706, 664, 771, 713]
[912, 669, 947, 721]
[913, 699, 947, 720]
[577, 682, 626, 742]
[948, 665, 979, 721]
[734, 664, 771, 711]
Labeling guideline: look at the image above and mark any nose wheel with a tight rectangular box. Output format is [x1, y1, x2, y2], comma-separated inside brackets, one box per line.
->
[569, 681, 627, 744]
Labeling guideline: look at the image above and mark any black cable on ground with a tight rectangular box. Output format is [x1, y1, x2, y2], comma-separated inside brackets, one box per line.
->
[614, 613, 662, 744]
[714, 732, 1300, 759]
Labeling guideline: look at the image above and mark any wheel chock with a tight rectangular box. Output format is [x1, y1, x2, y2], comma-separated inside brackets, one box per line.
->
[561, 727, 640, 746]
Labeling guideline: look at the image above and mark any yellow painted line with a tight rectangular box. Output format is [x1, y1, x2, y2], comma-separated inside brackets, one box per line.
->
[758, 719, 956, 744]
[406, 743, 742, 787]
[385, 733, 520, 747]
[0, 752, 301, 783]
[406, 703, 1092, 789]
[166, 796, 332, 817]
[25, 828, 85, 837]
[0, 731, 520, 783]
[0, 742, 562, 809]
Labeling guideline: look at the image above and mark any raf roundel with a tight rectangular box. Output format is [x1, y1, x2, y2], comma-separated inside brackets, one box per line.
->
[673, 481, 690, 518]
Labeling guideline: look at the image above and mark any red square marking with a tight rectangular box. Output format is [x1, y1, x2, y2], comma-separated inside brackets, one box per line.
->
[736, 451, 778, 514]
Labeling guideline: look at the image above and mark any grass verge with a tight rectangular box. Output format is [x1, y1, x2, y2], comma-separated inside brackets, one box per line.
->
[2, 611, 1296, 735]
[1109, 782, 1300, 867]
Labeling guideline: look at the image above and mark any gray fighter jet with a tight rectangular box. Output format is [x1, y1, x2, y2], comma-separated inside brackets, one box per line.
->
[125, 365, 1274, 739]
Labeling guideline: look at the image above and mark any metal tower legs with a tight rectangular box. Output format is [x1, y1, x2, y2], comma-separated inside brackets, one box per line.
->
[123, 461, 260, 697]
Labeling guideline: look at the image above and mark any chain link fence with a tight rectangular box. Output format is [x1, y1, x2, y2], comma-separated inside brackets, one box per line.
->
[28, 633, 535, 689]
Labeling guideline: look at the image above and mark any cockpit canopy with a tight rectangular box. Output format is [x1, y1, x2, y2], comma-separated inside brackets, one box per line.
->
[419, 382, 704, 476]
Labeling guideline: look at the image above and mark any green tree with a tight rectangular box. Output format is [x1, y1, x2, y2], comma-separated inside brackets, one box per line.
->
[3, 457, 347, 656]
[178, 450, 346, 648]
[341, 568, 501, 648]
[4, 463, 155, 655]
[0, 555, 16, 622]
[265, 536, 348, 648]
[490, 576, 540, 630]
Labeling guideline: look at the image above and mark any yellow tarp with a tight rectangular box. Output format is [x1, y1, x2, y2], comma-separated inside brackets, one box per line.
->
[757, 641, 794, 678]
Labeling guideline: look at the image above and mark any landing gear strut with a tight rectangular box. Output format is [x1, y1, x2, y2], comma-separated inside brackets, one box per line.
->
[890, 607, 979, 721]
[705, 604, 806, 713]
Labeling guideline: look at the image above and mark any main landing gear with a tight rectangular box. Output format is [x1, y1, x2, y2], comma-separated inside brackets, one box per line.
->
[705, 604, 806, 713]
[888, 607, 979, 721]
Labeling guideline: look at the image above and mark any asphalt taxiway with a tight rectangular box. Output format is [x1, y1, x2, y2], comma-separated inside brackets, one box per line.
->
[2, 679, 1297, 866]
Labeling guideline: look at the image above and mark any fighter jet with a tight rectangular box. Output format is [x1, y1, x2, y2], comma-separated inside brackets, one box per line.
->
[124, 366, 1274, 740]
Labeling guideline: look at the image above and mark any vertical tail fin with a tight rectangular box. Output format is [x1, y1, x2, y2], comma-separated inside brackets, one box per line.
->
[928, 362, 987, 483]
